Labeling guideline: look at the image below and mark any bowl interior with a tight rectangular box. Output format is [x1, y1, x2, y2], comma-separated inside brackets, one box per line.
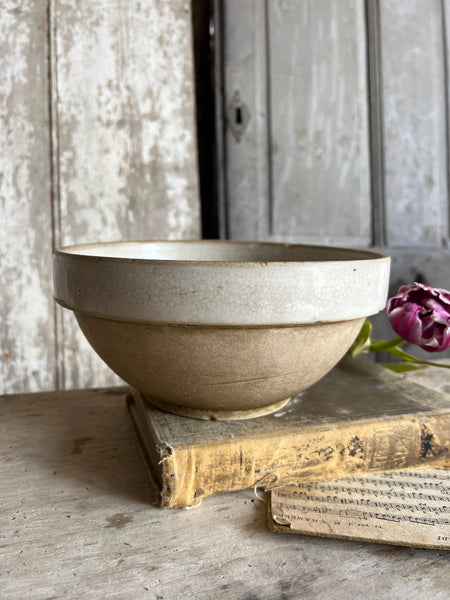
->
[59, 240, 386, 263]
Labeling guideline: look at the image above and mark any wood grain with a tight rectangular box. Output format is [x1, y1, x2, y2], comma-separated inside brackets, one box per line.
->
[380, 0, 448, 248]
[1, 1, 201, 393]
[1, 385, 449, 599]
[268, 0, 371, 246]
[0, 0, 56, 394]
[51, 0, 200, 389]
[52, 0, 200, 246]
[220, 0, 450, 369]
[222, 0, 271, 240]
[221, 0, 450, 255]
[223, 0, 372, 246]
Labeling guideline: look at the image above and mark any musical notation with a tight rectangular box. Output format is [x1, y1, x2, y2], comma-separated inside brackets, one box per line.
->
[270, 469, 450, 548]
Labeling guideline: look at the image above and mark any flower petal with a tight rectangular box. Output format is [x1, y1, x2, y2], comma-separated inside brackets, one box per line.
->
[386, 282, 450, 352]
[388, 305, 423, 344]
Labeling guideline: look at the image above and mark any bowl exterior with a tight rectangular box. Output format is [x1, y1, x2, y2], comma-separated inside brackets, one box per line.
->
[54, 242, 390, 326]
[75, 313, 365, 419]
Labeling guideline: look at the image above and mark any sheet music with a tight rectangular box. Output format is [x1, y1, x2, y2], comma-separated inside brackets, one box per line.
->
[270, 469, 450, 549]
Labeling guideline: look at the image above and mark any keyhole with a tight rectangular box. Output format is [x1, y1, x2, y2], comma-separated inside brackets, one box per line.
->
[226, 92, 250, 142]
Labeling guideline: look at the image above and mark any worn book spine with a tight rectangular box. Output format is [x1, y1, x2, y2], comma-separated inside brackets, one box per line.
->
[158, 415, 450, 507]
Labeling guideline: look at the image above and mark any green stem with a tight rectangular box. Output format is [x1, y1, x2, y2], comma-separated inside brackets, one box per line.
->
[369, 337, 404, 352]
[386, 345, 450, 369]
[350, 321, 450, 369]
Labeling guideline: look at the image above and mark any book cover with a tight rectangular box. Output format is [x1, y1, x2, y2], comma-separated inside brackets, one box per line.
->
[126, 357, 450, 508]
[268, 468, 450, 550]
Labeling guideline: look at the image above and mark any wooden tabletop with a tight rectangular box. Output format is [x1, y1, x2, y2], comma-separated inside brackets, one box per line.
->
[1, 375, 450, 600]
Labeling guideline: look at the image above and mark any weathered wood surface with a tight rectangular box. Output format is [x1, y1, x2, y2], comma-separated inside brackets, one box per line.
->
[223, 0, 371, 246]
[0, 1, 56, 393]
[380, 0, 448, 248]
[223, 0, 271, 240]
[1, 0, 200, 394]
[406, 358, 450, 394]
[52, 0, 200, 390]
[52, 0, 200, 245]
[0, 374, 450, 600]
[220, 0, 450, 255]
[1, 382, 450, 599]
[268, 0, 371, 247]
[224, 0, 371, 246]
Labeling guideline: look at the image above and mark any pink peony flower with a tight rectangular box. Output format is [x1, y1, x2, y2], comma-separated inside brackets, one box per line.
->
[386, 283, 450, 352]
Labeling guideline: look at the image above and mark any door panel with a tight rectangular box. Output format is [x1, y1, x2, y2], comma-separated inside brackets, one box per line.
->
[269, 0, 371, 246]
[223, 0, 271, 240]
[220, 0, 450, 355]
[221, 0, 450, 250]
[380, 0, 448, 248]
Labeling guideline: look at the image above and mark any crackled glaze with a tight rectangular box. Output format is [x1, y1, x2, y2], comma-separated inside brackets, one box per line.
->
[54, 241, 390, 326]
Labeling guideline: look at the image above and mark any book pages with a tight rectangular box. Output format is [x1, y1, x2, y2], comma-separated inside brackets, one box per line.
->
[269, 469, 450, 549]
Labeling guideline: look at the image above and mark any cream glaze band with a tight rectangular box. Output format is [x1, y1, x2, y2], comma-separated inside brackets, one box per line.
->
[53, 240, 390, 326]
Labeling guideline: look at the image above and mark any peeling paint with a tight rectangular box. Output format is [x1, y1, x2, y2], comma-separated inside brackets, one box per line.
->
[1, 1, 55, 393]
[1, 0, 200, 393]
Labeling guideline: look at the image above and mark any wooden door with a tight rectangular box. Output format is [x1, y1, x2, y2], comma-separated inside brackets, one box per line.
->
[218, 0, 450, 352]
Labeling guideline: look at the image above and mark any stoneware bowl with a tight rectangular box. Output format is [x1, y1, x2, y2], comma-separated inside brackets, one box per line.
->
[53, 240, 390, 420]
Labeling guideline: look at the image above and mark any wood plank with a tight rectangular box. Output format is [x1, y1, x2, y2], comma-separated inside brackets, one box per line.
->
[380, 0, 448, 248]
[366, 0, 386, 247]
[223, 0, 271, 240]
[1, 386, 450, 599]
[268, 0, 371, 246]
[0, 1, 56, 394]
[51, 0, 201, 389]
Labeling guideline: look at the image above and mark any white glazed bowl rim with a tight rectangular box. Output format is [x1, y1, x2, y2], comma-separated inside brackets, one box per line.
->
[53, 240, 391, 326]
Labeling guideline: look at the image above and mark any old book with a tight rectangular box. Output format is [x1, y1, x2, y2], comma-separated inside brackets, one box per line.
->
[126, 357, 450, 508]
[268, 468, 450, 550]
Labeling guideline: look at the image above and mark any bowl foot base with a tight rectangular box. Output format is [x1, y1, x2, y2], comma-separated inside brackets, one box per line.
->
[141, 395, 291, 421]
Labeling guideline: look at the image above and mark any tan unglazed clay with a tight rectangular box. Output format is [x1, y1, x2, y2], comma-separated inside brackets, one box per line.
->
[53, 240, 390, 419]
[75, 314, 365, 419]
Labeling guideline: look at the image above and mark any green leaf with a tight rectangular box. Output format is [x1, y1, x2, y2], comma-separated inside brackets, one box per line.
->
[380, 362, 427, 373]
[385, 346, 450, 369]
[349, 320, 372, 357]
